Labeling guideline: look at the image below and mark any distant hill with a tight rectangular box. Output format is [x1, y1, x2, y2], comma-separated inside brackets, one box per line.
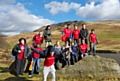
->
[34, 20, 86, 32]
[3, 20, 120, 53]
[0, 32, 9, 49]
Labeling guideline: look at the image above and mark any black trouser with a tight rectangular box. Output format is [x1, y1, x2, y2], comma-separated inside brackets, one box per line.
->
[16, 59, 26, 76]
[81, 38, 88, 44]
[65, 38, 70, 46]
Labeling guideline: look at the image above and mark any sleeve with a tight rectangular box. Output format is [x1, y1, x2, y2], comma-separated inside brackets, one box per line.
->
[27, 47, 31, 57]
[85, 29, 88, 38]
[96, 34, 98, 44]
[43, 30, 47, 38]
[12, 44, 19, 56]
[31, 48, 45, 56]
[70, 33, 73, 39]
[89, 34, 91, 43]
[80, 30, 84, 38]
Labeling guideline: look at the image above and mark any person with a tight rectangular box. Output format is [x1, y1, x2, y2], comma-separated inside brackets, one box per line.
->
[33, 31, 44, 46]
[70, 42, 78, 65]
[72, 24, 80, 46]
[62, 41, 71, 67]
[43, 25, 52, 47]
[31, 46, 56, 81]
[29, 44, 43, 77]
[80, 24, 88, 44]
[12, 38, 31, 77]
[78, 40, 88, 59]
[89, 29, 98, 56]
[54, 41, 62, 69]
[62, 24, 72, 46]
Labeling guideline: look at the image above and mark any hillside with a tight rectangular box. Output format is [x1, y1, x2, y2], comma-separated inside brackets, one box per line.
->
[3, 20, 120, 53]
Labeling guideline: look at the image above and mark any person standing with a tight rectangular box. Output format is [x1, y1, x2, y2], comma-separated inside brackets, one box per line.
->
[43, 25, 52, 47]
[89, 29, 98, 56]
[29, 44, 43, 77]
[12, 38, 31, 77]
[72, 24, 80, 46]
[80, 24, 88, 44]
[33, 31, 44, 46]
[31, 46, 56, 81]
[62, 24, 72, 46]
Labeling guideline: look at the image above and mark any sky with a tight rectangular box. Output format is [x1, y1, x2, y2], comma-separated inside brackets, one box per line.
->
[0, 0, 120, 35]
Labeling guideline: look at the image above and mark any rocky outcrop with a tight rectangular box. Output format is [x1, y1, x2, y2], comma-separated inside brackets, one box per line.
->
[57, 55, 120, 80]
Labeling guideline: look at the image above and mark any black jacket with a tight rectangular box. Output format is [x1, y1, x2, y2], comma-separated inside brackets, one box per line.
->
[31, 45, 69, 58]
[12, 44, 31, 58]
[80, 28, 88, 39]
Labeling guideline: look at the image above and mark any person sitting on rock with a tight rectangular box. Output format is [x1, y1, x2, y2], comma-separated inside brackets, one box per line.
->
[70, 42, 78, 65]
[54, 41, 62, 69]
[78, 39, 88, 59]
[62, 41, 71, 67]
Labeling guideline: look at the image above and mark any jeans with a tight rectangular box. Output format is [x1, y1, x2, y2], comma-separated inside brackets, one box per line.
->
[62, 54, 71, 66]
[74, 39, 79, 46]
[31, 58, 40, 74]
[43, 65, 56, 81]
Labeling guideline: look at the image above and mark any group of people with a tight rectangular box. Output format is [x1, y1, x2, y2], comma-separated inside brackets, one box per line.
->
[11, 24, 98, 81]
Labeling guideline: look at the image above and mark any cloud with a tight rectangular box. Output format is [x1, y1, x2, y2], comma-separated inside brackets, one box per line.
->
[0, 1, 54, 36]
[45, 0, 120, 20]
[45, 1, 80, 15]
[76, 0, 120, 20]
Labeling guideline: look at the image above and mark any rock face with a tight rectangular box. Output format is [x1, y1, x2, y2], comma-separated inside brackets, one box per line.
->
[58, 55, 120, 80]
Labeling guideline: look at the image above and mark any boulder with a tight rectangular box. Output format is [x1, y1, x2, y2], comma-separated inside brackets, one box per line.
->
[57, 55, 120, 80]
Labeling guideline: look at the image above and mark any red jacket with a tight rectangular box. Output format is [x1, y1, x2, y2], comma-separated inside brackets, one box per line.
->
[89, 33, 97, 43]
[44, 56, 55, 67]
[18, 44, 25, 59]
[73, 29, 80, 39]
[33, 47, 43, 58]
[33, 34, 43, 44]
[78, 44, 88, 53]
[63, 28, 72, 38]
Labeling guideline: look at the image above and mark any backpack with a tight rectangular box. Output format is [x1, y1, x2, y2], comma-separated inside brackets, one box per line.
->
[61, 35, 66, 42]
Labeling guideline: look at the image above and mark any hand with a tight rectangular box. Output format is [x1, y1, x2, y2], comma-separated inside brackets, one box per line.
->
[18, 50, 21, 53]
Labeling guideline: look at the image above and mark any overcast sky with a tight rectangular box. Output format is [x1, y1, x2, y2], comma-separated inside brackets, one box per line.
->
[0, 0, 120, 35]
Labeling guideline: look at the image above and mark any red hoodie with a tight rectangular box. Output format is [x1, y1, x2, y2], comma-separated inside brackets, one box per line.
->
[33, 47, 43, 58]
[44, 56, 55, 67]
[73, 29, 80, 39]
[18, 44, 25, 59]
[63, 28, 72, 38]
[89, 33, 97, 43]
[33, 34, 43, 44]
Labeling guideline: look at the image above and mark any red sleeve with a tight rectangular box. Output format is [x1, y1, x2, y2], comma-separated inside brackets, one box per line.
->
[33, 34, 37, 40]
